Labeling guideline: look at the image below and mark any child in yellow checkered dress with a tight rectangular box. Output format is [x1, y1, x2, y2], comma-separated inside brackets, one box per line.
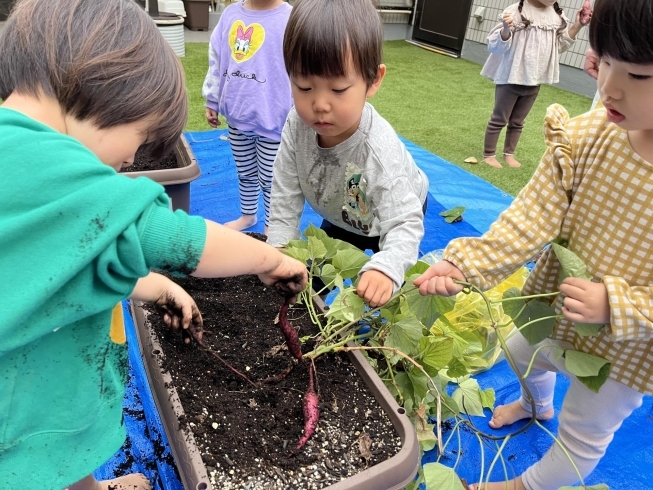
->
[415, 0, 653, 488]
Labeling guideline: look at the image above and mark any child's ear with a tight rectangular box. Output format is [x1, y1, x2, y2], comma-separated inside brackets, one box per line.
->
[366, 64, 386, 98]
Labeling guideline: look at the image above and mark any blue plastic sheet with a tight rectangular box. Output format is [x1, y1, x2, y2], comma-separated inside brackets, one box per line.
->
[97, 128, 651, 489]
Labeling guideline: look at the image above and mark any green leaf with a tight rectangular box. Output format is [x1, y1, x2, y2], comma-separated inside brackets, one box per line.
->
[446, 357, 469, 379]
[417, 422, 438, 452]
[332, 249, 370, 280]
[419, 337, 454, 371]
[423, 462, 467, 490]
[502, 287, 526, 321]
[307, 235, 328, 260]
[452, 378, 486, 417]
[393, 372, 413, 401]
[551, 243, 592, 282]
[385, 316, 424, 361]
[446, 329, 469, 359]
[514, 300, 557, 346]
[438, 393, 460, 421]
[564, 350, 610, 377]
[405, 287, 456, 328]
[326, 288, 365, 322]
[303, 224, 361, 258]
[480, 387, 496, 410]
[439, 206, 466, 223]
[407, 368, 430, 400]
[564, 350, 612, 393]
[405, 260, 430, 279]
[283, 246, 310, 264]
[319, 264, 337, 290]
[573, 322, 606, 337]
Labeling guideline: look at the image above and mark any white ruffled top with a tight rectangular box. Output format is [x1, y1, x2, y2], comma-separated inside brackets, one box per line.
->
[480, 1, 575, 86]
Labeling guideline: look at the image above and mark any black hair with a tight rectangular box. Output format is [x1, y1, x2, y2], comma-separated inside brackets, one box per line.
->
[517, 0, 563, 28]
[283, 0, 383, 87]
[590, 0, 653, 64]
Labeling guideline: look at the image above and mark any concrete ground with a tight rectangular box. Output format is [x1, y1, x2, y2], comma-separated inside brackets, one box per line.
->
[0, 21, 593, 99]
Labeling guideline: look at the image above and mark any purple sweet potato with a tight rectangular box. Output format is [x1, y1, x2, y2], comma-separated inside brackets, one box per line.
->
[279, 297, 302, 360]
[295, 363, 319, 453]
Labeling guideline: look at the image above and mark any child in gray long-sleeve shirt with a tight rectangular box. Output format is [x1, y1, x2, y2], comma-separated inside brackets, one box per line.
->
[267, 0, 429, 308]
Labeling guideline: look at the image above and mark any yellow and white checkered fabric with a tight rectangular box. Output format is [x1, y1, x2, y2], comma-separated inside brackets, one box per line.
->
[445, 104, 653, 395]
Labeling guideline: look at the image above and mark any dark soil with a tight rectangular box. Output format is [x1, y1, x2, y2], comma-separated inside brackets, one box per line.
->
[141, 236, 403, 489]
[121, 147, 178, 173]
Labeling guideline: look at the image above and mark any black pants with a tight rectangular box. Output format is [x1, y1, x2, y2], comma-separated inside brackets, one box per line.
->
[312, 197, 429, 295]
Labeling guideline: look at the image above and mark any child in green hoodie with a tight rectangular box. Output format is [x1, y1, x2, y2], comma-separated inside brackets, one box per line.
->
[0, 1, 307, 488]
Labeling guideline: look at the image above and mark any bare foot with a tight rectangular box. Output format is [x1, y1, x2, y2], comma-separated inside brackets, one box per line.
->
[483, 156, 503, 168]
[488, 400, 554, 429]
[469, 477, 526, 490]
[264, 225, 269, 236]
[223, 215, 257, 231]
[67, 473, 152, 490]
[503, 155, 522, 168]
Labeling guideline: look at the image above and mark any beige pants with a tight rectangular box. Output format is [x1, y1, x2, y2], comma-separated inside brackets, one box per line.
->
[505, 333, 643, 490]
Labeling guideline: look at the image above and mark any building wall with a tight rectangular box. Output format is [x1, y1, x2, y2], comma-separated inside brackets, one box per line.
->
[464, 0, 589, 70]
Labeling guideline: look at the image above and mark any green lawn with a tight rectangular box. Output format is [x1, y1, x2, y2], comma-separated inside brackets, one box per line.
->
[181, 40, 592, 196]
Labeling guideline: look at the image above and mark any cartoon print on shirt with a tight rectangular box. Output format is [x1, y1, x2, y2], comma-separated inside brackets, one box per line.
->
[229, 21, 265, 62]
[342, 162, 374, 233]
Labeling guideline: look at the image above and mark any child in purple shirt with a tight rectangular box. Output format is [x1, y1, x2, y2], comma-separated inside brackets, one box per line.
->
[202, 0, 292, 234]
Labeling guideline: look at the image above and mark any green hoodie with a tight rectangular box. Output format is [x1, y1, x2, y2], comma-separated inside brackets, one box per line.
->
[0, 108, 206, 487]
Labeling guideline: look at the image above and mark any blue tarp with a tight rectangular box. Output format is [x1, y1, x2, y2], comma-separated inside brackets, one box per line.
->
[97, 128, 652, 489]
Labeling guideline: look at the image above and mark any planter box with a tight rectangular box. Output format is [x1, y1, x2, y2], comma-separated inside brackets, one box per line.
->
[182, 0, 211, 31]
[130, 289, 420, 490]
[125, 134, 201, 213]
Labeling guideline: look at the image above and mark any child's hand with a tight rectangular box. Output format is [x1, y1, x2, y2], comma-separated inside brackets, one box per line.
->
[258, 254, 308, 301]
[131, 272, 204, 345]
[575, 8, 592, 27]
[205, 107, 220, 128]
[413, 260, 466, 296]
[356, 270, 393, 307]
[583, 47, 600, 79]
[559, 277, 610, 324]
[154, 282, 204, 345]
[501, 13, 514, 30]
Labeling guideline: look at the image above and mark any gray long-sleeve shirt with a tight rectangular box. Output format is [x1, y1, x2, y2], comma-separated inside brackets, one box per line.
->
[267, 103, 429, 290]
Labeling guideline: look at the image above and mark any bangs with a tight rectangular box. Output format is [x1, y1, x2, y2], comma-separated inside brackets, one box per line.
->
[283, 0, 382, 86]
[590, 0, 653, 64]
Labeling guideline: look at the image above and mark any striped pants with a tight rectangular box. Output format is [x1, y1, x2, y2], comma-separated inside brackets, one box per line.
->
[228, 126, 280, 226]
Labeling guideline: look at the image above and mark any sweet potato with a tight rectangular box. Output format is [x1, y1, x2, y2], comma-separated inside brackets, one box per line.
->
[294, 363, 319, 453]
[279, 297, 303, 360]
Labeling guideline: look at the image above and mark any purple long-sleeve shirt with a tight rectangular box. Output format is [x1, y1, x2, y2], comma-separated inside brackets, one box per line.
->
[202, 1, 292, 141]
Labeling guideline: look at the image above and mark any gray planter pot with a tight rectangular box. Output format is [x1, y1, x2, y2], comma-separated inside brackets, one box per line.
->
[124, 134, 201, 213]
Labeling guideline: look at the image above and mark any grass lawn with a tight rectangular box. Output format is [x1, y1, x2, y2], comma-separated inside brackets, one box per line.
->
[181, 40, 592, 196]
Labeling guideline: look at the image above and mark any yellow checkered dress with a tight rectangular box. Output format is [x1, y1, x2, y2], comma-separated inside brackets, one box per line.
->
[444, 104, 653, 395]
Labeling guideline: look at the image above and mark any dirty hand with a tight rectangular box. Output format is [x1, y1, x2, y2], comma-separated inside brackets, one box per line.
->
[258, 254, 308, 301]
[205, 107, 220, 128]
[154, 281, 204, 345]
[413, 260, 466, 296]
[356, 270, 394, 308]
[577, 4, 592, 26]
[559, 277, 610, 324]
[583, 47, 600, 79]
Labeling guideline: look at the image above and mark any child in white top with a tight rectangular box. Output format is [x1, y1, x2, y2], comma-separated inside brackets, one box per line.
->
[481, 0, 589, 168]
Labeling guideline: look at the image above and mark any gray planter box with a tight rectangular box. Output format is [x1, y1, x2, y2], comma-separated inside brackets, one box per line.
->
[130, 299, 420, 490]
[124, 134, 201, 213]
